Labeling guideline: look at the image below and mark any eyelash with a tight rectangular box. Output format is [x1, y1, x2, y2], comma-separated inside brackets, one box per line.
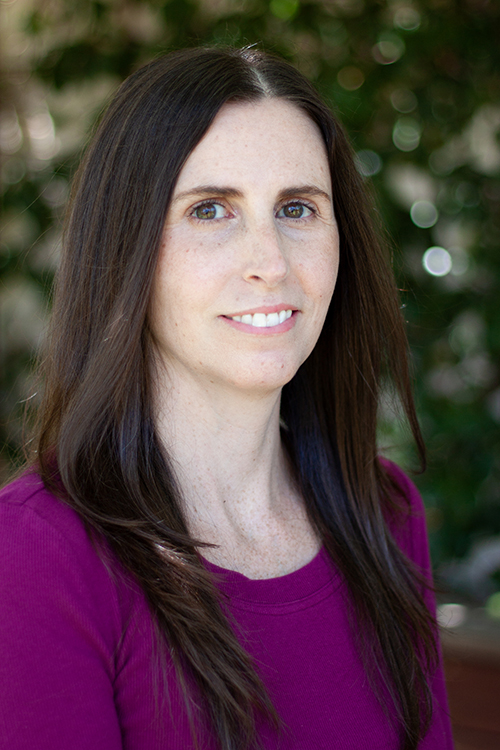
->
[189, 199, 317, 222]
[277, 200, 316, 219]
[189, 200, 229, 221]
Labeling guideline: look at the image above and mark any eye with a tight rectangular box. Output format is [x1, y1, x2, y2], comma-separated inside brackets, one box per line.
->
[192, 202, 227, 220]
[277, 202, 314, 219]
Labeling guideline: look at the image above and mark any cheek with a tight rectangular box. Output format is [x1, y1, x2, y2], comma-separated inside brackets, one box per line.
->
[152, 242, 199, 316]
[149, 246, 185, 343]
[157, 226, 233, 295]
[304, 240, 340, 309]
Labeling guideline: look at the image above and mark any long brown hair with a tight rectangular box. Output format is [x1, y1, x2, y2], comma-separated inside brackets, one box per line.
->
[33, 47, 437, 750]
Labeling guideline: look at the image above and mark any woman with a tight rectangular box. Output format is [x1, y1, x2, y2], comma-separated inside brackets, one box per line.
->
[0, 47, 453, 750]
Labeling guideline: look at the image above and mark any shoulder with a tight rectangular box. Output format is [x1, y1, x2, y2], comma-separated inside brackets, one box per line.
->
[0, 471, 136, 634]
[1, 471, 105, 574]
[0, 474, 152, 748]
[379, 457, 425, 513]
[378, 458, 432, 577]
[2, 470, 91, 538]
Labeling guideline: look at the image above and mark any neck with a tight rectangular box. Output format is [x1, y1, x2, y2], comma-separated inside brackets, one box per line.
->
[155, 367, 296, 547]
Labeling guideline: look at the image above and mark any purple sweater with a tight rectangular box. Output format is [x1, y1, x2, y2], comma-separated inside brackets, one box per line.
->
[0, 466, 453, 749]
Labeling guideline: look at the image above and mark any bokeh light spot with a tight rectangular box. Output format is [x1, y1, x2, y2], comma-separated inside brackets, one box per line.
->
[390, 88, 417, 113]
[392, 117, 421, 151]
[337, 66, 364, 90]
[393, 7, 421, 31]
[355, 150, 382, 177]
[0, 106, 23, 154]
[423, 246, 452, 276]
[372, 33, 405, 64]
[437, 603, 467, 628]
[410, 200, 438, 228]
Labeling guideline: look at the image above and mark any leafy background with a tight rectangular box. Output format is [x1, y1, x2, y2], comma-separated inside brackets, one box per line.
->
[1, 0, 500, 606]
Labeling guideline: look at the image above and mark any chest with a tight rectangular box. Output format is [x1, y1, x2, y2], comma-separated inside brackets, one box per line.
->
[199, 513, 322, 579]
[114, 564, 405, 750]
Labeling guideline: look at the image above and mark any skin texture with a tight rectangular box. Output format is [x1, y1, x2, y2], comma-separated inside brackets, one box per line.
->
[149, 99, 340, 578]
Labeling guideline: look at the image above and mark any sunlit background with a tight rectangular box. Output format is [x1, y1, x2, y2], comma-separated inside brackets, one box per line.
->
[1, 1, 500, 744]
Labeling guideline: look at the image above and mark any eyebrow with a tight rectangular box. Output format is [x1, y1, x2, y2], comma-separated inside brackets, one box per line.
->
[172, 185, 332, 203]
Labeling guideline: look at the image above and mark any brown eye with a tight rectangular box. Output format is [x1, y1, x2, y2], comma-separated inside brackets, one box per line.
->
[278, 203, 313, 219]
[193, 203, 224, 220]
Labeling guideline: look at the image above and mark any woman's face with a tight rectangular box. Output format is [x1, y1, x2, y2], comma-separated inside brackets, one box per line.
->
[150, 98, 339, 396]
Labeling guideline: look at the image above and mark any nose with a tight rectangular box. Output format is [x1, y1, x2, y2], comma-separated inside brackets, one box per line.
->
[241, 220, 289, 288]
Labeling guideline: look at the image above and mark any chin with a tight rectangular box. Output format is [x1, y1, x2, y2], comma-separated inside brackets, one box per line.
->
[224, 361, 300, 393]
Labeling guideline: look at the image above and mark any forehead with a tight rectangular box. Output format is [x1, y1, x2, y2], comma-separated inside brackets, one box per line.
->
[173, 98, 331, 192]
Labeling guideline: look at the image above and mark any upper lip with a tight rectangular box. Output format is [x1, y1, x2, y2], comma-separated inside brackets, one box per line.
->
[223, 305, 298, 317]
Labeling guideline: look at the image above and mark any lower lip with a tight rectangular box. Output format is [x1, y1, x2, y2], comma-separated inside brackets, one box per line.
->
[220, 311, 298, 334]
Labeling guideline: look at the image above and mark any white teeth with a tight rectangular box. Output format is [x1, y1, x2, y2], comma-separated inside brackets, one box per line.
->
[252, 313, 267, 327]
[230, 310, 294, 327]
[266, 313, 280, 327]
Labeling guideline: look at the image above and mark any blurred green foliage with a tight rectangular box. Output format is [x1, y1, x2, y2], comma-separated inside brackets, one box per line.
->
[1, 0, 500, 594]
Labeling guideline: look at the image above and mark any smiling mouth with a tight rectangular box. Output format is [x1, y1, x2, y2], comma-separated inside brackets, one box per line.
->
[227, 310, 294, 328]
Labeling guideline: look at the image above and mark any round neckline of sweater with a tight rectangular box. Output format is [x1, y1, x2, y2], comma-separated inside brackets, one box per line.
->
[201, 546, 341, 612]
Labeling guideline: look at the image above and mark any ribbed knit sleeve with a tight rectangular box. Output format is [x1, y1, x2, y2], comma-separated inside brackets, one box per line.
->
[0, 474, 125, 750]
